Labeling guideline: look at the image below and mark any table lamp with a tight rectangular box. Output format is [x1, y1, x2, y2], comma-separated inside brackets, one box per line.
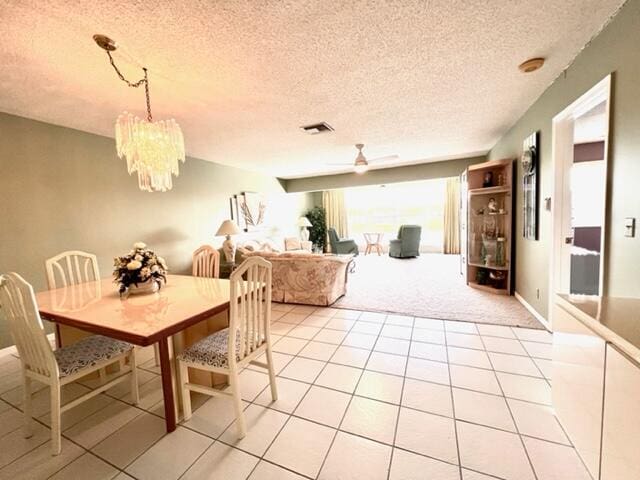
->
[216, 220, 241, 263]
[297, 217, 312, 241]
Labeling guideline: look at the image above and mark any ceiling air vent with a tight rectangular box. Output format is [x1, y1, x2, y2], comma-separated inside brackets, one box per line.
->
[300, 122, 334, 135]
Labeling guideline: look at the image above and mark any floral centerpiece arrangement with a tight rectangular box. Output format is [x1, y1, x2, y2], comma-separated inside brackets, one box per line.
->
[113, 242, 167, 296]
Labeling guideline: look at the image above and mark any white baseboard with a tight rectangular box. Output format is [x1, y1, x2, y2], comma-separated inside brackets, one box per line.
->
[515, 291, 551, 332]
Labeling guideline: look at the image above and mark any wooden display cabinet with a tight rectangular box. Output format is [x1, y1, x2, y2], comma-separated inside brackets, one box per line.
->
[463, 159, 515, 295]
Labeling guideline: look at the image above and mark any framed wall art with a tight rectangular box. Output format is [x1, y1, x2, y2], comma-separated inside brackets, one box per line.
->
[522, 131, 540, 240]
[237, 192, 267, 232]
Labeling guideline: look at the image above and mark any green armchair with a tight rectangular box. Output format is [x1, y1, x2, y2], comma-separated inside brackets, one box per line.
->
[389, 225, 422, 258]
[328, 228, 359, 255]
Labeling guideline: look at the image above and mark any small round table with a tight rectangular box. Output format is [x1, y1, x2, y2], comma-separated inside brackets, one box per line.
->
[363, 232, 384, 255]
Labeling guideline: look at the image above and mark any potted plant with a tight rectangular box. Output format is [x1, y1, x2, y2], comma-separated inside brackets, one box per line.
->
[305, 206, 327, 252]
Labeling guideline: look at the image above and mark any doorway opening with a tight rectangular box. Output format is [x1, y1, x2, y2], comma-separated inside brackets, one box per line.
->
[549, 75, 611, 326]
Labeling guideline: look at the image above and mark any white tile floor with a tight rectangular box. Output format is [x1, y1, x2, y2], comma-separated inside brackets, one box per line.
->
[0, 304, 593, 480]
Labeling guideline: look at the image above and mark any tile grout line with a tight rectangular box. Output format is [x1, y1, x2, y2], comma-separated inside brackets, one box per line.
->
[61, 387, 171, 477]
[509, 328, 574, 453]
[254, 360, 559, 433]
[443, 322, 465, 479]
[273, 356, 555, 409]
[171, 306, 320, 480]
[231, 306, 354, 480]
[386, 315, 415, 480]
[509, 328, 553, 388]
[278, 315, 551, 344]
[132, 312, 551, 480]
[0, 306, 559, 480]
[2, 306, 303, 480]
[45, 451, 130, 480]
[67, 350, 239, 480]
[5, 403, 131, 480]
[283, 325, 551, 362]
[0, 384, 136, 476]
[312, 310, 399, 479]
[188, 310, 322, 479]
[310, 309, 378, 479]
[137, 359, 568, 478]
[0, 352, 552, 468]
[479, 331, 540, 480]
[236, 309, 340, 480]
[121, 312, 559, 476]
[509, 325, 594, 477]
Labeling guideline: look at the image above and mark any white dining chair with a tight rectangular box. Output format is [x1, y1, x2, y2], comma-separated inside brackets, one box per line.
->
[45, 250, 99, 345]
[45, 250, 114, 377]
[45, 250, 157, 370]
[177, 256, 277, 438]
[45, 250, 100, 289]
[0, 272, 139, 455]
[192, 245, 221, 278]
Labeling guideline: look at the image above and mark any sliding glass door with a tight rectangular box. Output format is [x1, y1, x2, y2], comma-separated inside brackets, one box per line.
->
[344, 178, 447, 252]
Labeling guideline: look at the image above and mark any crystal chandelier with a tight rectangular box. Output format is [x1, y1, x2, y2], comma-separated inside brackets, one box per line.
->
[94, 34, 185, 192]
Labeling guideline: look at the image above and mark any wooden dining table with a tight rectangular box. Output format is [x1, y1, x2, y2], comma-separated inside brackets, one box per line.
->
[35, 274, 234, 433]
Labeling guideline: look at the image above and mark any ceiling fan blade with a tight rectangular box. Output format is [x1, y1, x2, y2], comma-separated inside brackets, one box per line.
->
[367, 154, 399, 163]
[327, 162, 356, 166]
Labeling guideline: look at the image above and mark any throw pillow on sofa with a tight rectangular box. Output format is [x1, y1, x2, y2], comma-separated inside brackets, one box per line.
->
[284, 237, 302, 251]
[262, 239, 282, 252]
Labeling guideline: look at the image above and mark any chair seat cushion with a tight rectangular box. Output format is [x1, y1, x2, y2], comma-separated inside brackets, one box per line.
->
[54, 335, 133, 377]
[179, 328, 239, 368]
[179, 328, 264, 369]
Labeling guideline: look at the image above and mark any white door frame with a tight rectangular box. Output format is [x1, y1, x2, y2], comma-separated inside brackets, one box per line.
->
[548, 74, 612, 328]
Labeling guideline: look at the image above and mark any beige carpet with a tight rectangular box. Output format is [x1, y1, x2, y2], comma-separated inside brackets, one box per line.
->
[334, 253, 543, 329]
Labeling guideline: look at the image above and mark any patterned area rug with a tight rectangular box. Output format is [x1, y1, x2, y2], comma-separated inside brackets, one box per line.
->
[334, 253, 543, 329]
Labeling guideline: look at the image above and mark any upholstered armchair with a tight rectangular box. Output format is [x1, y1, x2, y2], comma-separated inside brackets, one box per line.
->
[389, 225, 422, 258]
[327, 228, 359, 255]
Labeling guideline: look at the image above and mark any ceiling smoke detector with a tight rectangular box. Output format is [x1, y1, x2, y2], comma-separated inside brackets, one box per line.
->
[300, 122, 334, 135]
[519, 58, 545, 73]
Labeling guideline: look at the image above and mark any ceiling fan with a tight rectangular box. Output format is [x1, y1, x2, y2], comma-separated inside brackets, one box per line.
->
[330, 144, 399, 174]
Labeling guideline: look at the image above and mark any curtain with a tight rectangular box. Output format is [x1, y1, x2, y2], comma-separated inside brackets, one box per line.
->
[322, 190, 348, 252]
[443, 177, 460, 254]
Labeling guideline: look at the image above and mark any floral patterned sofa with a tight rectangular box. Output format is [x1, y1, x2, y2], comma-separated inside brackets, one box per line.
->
[244, 251, 353, 306]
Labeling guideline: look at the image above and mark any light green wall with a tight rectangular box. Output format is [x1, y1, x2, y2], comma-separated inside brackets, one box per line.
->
[0, 112, 312, 348]
[284, 155, 486, 193]
[488, 0, 640, 318]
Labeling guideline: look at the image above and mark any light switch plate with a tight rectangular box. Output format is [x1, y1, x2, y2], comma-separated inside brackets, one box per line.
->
[625, 217, 636, 237]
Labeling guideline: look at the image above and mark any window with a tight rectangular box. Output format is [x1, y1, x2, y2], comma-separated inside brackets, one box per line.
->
[344, 178, 447, 252]
[571, 160, 605, 227]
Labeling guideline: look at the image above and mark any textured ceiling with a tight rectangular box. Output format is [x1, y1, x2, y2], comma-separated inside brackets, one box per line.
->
[0, 0, 624, 178]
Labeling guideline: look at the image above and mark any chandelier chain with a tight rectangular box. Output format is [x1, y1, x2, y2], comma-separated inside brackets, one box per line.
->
[143, 69, 152, 122]
[106, 50, 153, 121]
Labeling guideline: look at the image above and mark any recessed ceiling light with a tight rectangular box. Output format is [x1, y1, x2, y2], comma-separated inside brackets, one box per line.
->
[518, 57, 545, 73]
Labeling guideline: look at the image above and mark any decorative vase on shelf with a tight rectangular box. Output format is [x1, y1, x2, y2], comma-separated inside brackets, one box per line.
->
[480, 241, 487, 265]
[496, 237, 506, 267]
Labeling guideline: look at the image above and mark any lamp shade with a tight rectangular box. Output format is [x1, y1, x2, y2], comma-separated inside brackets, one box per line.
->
[216, 220, 241, 236]
[297, 217, 312, 227]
